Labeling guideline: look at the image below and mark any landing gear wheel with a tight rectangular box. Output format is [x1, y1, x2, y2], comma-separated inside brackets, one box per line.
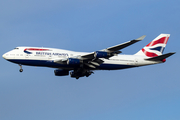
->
[19, 69, 23, 72]
[76, 77, 79, 80]
[18, 64, 23, 72]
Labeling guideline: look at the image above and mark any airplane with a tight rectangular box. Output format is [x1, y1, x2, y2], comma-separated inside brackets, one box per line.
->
[2, 34, 175, 79]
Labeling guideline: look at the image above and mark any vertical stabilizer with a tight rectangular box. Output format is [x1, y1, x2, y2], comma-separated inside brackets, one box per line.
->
[135, 34, 170, 58]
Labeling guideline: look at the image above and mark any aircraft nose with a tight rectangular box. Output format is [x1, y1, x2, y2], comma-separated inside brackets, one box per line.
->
[2, 53, 6, 59]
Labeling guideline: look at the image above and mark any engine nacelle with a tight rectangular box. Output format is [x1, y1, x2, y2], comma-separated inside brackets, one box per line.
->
[94, 51, 111, 58]
[54, 69, 69, 76]
[67, 58, 81, 65]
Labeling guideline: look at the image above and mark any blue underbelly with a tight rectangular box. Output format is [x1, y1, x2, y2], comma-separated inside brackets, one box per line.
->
[8, 59, 136, 70]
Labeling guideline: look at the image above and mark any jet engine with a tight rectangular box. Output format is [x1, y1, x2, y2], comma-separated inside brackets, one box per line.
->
[94, 51, 111, 58]
[67, 58, 81, 65]
[54, 69, 69, 76]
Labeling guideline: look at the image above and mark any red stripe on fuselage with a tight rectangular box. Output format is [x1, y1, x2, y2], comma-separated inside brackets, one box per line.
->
[24, 48, 49, 51]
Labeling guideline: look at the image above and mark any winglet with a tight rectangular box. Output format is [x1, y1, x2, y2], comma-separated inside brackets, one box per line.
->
[136, 35, 146, 41]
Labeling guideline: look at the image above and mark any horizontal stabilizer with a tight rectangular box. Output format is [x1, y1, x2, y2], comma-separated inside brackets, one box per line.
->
[145, 52, 175, 61]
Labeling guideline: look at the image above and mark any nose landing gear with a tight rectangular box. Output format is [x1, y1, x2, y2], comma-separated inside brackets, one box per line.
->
[18, 64, 23, 72]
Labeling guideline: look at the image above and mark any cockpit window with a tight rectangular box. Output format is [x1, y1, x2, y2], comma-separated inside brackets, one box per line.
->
[14, 48, 19, 50]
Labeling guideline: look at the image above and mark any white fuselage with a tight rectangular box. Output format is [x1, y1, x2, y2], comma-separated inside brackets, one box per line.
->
[2, 46, 161, 70]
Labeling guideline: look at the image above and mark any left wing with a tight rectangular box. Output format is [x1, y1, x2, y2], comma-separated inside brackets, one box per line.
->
[81, 35, 146, 60]
[103, 35, 146, 51]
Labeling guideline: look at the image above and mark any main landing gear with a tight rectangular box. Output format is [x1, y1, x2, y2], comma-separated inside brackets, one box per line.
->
[18, 64, 23, 72]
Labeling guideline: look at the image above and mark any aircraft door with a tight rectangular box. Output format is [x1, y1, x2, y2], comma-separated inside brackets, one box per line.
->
[25, 54, 29, 58]
[25, 53, 32, 58]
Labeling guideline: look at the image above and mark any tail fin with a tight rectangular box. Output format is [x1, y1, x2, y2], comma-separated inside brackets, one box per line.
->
[135, 34, 170, 57]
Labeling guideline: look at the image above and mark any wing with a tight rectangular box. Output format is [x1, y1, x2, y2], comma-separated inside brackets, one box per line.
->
[104, 35, 146, 51]
[81, 35, 146, 60]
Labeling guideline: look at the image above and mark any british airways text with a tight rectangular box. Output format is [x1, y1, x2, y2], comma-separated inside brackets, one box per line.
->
[36, 52, 68, 56]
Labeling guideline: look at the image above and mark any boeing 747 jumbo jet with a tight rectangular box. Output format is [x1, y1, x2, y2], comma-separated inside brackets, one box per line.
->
[2, 34, 175, 79]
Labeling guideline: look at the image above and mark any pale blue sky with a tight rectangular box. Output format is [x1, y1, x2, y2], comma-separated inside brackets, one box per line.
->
[0, 0, 180, 120]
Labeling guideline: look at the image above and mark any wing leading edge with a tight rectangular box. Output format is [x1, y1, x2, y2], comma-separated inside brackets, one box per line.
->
[81, 35, 146, 60]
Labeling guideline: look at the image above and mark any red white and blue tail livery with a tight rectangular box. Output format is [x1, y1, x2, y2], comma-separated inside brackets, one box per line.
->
[2, 34, 175, 79]
[135, 34, 170, 57]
